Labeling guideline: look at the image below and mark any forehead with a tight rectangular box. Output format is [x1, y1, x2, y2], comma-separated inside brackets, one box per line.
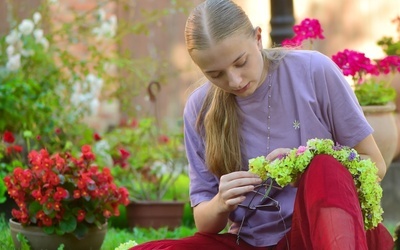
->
[190, 35, 254, 72]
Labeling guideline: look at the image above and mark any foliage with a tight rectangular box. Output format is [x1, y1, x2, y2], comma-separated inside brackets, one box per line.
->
[0, 1, 118, 200]
[0, 178, 5, 204]
[283, 17, 400, 106]
[377, 16, 400, 56]
[3, 145, 130, 238]
[93, 117, 188, 202]
[249, 138, 382, 230]
[353, 79, 396, 106]
[0, 0, 193, 182]
[0, 4, 97, 136]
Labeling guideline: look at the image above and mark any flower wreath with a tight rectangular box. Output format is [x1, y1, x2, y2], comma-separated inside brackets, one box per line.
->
[248, 138, 382, 230]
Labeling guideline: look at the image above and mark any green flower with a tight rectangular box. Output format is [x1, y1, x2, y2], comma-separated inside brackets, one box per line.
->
[248, 138, 382, 230]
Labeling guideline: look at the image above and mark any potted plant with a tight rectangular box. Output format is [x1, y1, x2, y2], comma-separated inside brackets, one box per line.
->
[92, 116, 189, 229]
[330, 48, 399, 168]
[0, 0, 146, 219]
[331, 49, 398, 106]
[0, 4, 112, 211]
[282, 17, 400, 167]
[3, 143, 130, 250]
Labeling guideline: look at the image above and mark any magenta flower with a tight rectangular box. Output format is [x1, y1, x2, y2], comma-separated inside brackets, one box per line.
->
[293, 18, 325, 40]
[376, 55, 400, 74]
[282, 18, 325, 47]
[282, 36, 304, 47]
[331, 49, 379, 82]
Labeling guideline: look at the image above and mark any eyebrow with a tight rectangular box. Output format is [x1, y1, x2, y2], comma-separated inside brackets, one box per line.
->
[204, 52, 246, 74]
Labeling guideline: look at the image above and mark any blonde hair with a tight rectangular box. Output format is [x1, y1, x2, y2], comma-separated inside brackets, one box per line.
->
[185, 0, 285, 177]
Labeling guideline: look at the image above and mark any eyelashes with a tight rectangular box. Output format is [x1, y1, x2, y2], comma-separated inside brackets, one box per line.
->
[209, 60, 247, 79]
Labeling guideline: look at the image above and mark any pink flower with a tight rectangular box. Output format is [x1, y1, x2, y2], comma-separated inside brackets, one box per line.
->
[296, 146, 307, 155]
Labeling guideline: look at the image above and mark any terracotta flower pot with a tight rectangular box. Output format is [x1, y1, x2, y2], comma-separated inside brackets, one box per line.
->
[9, 218, 107, 250]
[362, 102, 399, 168]
[126, 200, 185, 229]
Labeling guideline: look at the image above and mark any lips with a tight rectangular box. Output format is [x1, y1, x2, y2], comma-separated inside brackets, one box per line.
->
[236, 83, 250, 93]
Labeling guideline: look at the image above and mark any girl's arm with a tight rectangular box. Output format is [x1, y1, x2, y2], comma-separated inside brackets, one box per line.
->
[353, 134, 386, 180]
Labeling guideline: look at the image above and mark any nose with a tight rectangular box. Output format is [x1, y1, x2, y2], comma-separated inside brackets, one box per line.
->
[227, 70, 242, 88]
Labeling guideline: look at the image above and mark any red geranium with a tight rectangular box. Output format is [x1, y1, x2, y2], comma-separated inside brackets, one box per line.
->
[3, 145, 129, 238]
[2, 131, 15, 143]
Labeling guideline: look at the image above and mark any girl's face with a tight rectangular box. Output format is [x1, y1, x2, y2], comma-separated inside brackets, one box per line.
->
[190, 28, 266, 97]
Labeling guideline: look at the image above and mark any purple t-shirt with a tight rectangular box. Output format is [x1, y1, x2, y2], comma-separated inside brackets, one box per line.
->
[183, 50, 373, 247]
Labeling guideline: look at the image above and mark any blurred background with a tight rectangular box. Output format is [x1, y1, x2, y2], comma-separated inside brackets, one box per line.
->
[2, 0, 398, 122]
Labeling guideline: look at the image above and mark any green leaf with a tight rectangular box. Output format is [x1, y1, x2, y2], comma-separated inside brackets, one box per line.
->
[43, 226, 55, 235]
[84, 211, 95, 223]
[0, 178, 6, 204]
[28, 201, 42, 217]
[59, 216, 77, 233]
[73, 223, 89, 240]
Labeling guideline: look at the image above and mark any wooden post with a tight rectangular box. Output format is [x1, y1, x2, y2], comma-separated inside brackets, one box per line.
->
[269, 0, 295, 46]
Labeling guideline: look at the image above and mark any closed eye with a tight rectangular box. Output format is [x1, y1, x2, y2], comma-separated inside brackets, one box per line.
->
[210, 72, 222, 79]
[236, 60, 247, 68]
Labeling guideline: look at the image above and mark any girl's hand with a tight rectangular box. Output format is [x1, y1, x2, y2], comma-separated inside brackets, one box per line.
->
[217, 171, 262, 212]
[266, 148, 291, 161]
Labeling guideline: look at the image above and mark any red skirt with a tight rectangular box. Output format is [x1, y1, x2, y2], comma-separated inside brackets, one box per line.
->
[131, 155, 394, 250]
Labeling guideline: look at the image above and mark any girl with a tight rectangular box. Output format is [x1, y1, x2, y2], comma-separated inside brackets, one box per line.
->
[132, 0, 394, 249]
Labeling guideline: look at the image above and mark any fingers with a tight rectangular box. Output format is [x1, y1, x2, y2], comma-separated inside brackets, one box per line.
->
[218, 171, 261, 210]
[265, 148, 291, 161]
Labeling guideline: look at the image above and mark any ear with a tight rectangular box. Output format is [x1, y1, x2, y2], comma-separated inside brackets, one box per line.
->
[254, 26, 263, 50]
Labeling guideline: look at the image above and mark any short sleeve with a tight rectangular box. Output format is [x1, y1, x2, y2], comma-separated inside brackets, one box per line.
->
[183, 84, 219, 207]
[310, 52, 373, 147]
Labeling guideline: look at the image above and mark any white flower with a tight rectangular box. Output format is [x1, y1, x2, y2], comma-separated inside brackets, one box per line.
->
[95, 140, 110, 151]
[152, 161, 170, 177]
[86, 74, 103, 97]
[48, 0, 58, 4]
[5, 30, 20, 45]
[79, 93, 94, 103]
[109, 15, 117, 27]
[92, 15, 117, 39]
[6, 54, 21, 71]
[86, 73, 97, 84]
[33, 29, 44, 42]
[33, 12, 42, 24]
[18, 19, 35, 35]
[94, 140, 113, 166]
[103, 62, 116, 73]
[21, 49, 35, 57]
[89, 98, 100, 115]
[41, 38, 49, 49]
[6, 45, 15, 56]
[97, 9, 106, 21]
[39, 37, 49, 50]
